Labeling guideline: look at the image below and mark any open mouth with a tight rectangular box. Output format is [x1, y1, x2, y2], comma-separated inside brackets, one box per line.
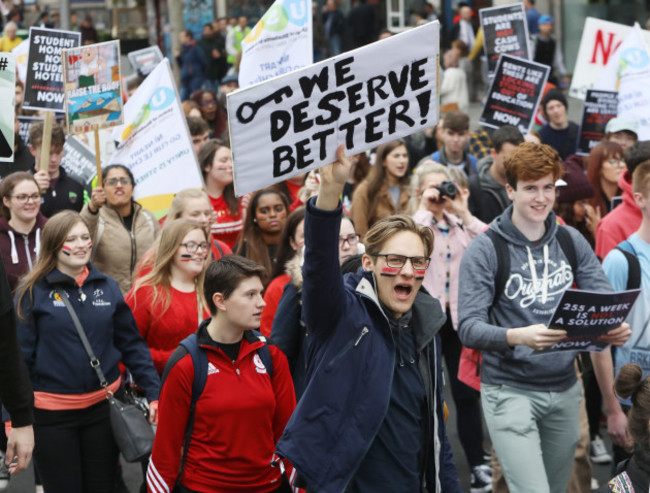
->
[395, 284, 413, 300]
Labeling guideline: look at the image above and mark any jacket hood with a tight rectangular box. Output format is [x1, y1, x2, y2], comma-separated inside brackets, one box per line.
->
[286, 250, 304, 289]
[619, 169, 636, 208]
[346, 269, 446, 351]
[478, 158, 507, 193]
[0, 213, 47, 234]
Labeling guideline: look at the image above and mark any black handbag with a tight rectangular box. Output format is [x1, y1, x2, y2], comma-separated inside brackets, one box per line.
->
[56, 288, 155, 462]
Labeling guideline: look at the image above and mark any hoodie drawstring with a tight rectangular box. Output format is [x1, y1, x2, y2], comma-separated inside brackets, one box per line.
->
[7, 231, 18, 264]
[526, 244, 550, 304]
[35, 228, 41, 257]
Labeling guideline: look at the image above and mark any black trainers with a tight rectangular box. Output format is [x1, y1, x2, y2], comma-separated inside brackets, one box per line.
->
[471, 464, 492, 493]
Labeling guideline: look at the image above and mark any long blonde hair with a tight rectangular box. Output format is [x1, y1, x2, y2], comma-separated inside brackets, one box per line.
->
[130, 219, 208, 317]
[16, 211, 87, 319]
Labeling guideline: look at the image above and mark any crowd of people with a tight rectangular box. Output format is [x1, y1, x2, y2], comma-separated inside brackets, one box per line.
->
[2, 2, 650, 493]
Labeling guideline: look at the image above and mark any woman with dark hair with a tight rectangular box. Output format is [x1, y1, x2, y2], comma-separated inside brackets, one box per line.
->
[126, 219, 210, 375]
[597, 363, 650, 492]
[198, 139, 247, 249]
[587, 141, 625, 216]
[190, 90, 227, 139]
[349, 140, 411, 238]
[0, 172, 47, 291]
[14, 211, 159, 492]
[259, 207, 305, 336]
[235, 188, 289, 278]
[81, 164, 160, 294]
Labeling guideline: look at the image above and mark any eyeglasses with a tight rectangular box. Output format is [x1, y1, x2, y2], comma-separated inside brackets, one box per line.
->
[339, 234, 360, 246]
[372, 254, 430, 270]
[181, 241, 210, 253]
[200, 99, 217, 107]
[10, 193, 40, 203]
[605, 158, 625, 167]
[105, 177, 131, 187]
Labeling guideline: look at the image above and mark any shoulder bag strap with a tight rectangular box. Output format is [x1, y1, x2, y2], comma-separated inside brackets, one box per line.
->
[55, 287, 110, 392]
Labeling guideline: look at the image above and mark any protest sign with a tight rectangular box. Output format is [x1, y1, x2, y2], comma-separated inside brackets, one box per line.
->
[61, 136, 99, 189]
[228, 21, 440, 197]
[479, 54, 549, 134]
[570, 18, 650, 100]
[62, 40, 123, 135]
[239, 0, 313, 88]
[12, 39, 29, 85]
[23, 28, 81, 112]
[535, 289, 640, 353]
[594, 24, 650, 141]
[127, 46, 164, 77]
[577, 90, 617, 155]
[109, 59, 203, 218]
[17, 116, 43, 147]
[0, 53, 15, 162]
[479, 3, 530, 76]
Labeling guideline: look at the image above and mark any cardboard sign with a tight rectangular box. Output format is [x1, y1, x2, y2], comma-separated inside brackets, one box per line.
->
[22, 28, 81, 111]
[594, 24, 650, 141]
[535, 289, 640, 353]
[109, 59, 203, 219]
[17, 116, 43, 147]
[62, 40, 123, 135]
[61, 136, 99, 188]
[577, 90, 617, 155]
[127, 46, 164, 77]
[228, 21, 440, 197]
[479, 54, 549, 134]
[570, 18, 650, 100]
[0, 53, 16, 162]
[239, 0, 313, 88]
[479, 3, 530, 76]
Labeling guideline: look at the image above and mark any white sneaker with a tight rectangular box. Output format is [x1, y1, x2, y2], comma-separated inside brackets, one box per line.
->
[471, 464, 492, 493]
[591, 477, 600, 490]
[590, 435, 612, 464]
[0, 454, 9, 491]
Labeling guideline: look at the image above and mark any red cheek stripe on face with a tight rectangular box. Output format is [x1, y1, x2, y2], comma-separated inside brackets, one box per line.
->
[61, 245, 72, 256]
[380, 266, 400, 277]
[414, 269, 426, 279]
[87, 242, 93, 249]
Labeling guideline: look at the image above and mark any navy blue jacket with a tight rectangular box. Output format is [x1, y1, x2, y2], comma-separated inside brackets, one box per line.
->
[177, 41, 207, 82]
[276, 199, 461, 493]
[15, 264, 159, 402]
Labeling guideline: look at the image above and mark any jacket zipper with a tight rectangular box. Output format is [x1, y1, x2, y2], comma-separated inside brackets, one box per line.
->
[328, 327, 369, 368]
[22, 234, 32, 270]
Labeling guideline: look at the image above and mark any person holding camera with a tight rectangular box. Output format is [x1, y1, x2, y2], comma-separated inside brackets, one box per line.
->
[411, 161, 492, 492]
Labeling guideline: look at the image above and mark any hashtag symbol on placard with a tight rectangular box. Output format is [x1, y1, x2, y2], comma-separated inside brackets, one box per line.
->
[0, 58, 7, 71]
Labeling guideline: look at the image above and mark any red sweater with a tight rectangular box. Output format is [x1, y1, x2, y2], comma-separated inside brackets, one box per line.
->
[595, 170, 642, 260]
[125, 284, 209, 374]
[209, 194, 244, 249]
[260, 274, 291, 337]
[147, 328, 296, 492]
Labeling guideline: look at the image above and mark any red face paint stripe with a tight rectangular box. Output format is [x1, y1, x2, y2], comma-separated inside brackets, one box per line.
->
[87, 242, 93, 249]
[381, 266, 400, 276]
[61, 245, 72, 256]
[414, 269, 427, 277]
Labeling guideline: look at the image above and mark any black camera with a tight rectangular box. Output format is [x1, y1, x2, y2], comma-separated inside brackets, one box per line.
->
[431, 180, 457, 202]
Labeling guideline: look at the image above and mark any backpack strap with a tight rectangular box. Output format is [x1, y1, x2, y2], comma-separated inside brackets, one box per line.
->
[556, 226, 578, 277]
[484, 228, 510, 303]
[175, 333, 208, 483]
[171, 330, 273, 485]
[616, 241, 641, 291]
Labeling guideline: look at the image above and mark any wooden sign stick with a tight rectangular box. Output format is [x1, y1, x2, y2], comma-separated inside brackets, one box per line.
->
[39, 111, 54, 173]
[94, 128, 102, 187]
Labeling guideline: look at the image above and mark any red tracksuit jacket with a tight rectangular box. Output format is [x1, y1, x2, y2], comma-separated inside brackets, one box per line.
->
[147, 327, 296, 493]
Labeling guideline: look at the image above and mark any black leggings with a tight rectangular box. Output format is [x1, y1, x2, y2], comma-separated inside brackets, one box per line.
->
[33, 400, 119, 493]
[439, 309, 485, 468]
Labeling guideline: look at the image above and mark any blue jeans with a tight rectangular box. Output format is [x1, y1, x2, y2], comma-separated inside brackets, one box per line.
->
[482, 381, 582, 493]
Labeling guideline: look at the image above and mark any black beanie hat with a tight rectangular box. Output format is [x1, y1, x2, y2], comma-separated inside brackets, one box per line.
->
[542, 89, 568, 113]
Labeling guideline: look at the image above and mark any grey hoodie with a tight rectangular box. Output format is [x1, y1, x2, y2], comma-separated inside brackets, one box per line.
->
[458, 205, 612, 392]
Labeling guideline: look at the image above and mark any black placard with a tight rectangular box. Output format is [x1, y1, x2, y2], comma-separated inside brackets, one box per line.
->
[479, 54, 549, 134]
[577, 90, 618, 155]
[23, 28, 81, 111]
[480, 3, 531, 76]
